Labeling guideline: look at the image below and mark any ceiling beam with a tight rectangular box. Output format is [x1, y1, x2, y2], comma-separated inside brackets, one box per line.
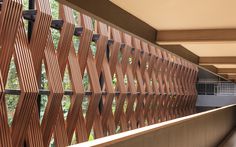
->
[219, 74, 229, 79]
[201, 65, 217, 73]
[218, 68, 236, 74]
[220, 74, 236, 82]
[199, 57, 236, 64]
[228, 75, 236, 80]
[160, 44, 199, 64]
[156, 29, 236, 43]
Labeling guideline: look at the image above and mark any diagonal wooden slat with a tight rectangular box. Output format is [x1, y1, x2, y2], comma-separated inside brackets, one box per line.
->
[0, 0, 200, 146]
[0, 74, 11, 147]
[109, 28, 129, 132]
[78, 14, 102, 139]
[0, 0, 23, 146]
[121, 33, 138, 130]
[96, 21, 116, 136]
[148, 45, 160, 123]
[140, 41, 154, 125]
[42, 34, 66, 146]
[14, 19, 41, 147]
[132, 38, 146, 127]
[53, 4, 76, 147]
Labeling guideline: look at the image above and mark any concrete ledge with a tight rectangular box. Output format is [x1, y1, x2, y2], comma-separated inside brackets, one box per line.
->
[70, 105, 236, 147]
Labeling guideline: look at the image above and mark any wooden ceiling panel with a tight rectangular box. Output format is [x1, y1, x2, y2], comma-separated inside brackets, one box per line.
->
[200, 65, 217, 73]
[111, 0, 236, 30]
[218, 68, 236, 74]
[199, 57, 236, 65]
[157, 29, 236, 42]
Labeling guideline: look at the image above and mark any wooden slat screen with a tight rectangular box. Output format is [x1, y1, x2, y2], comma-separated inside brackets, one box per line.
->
[0, 0, 198, 146]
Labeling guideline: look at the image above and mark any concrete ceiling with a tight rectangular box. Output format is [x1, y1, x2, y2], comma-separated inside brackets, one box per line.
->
[111, 0, 236, 81]
[214, 65, 236, 68]
[182, 43, 236, 57]
[110, 0, 236, 30]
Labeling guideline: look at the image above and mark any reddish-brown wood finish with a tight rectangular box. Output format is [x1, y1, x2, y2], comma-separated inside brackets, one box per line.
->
[0, 0, 199, 146]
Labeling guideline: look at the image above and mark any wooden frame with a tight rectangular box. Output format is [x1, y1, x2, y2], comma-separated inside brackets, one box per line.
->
[0, 0, 199, 146]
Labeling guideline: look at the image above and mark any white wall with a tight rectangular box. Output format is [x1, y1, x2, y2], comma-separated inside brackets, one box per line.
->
[196, 95, 236, 107]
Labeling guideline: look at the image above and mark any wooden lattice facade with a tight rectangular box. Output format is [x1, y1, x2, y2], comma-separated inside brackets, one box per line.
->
[0, 0, 198, 146]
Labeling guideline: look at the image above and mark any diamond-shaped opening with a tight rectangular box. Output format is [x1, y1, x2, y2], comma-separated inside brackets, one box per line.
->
[134, 79, 137, 87]
[41, 62, 49, 90]
[81, 64, 94, 122]
[82, 96, 89, 118]
[128, 57, 132, 64]
[115, 125, 121, 134]
[91, 18, 96, 31]
[123, 74, 128, 114]
[107, 46, 112, 60]
[73, 36, 80, 54]
[118, 50, 122, 63]
[82, 69, 89, 91]
[146, 63, 149, 69]
[50, 134, 55, 147]
[124, 74, 128, 85]
[5, 57, 20, 126]
[22, 0, 29, 34]
[100, 67, 116, 114]
[40, 62, 49, 123]
[22, 0, 29, 10]
[5, 94, 19, 126]
[23, 19, 28, 35]
[144, 120, 148, 126]
[149, 80, 153, 87]
[50, 0, 59, 20]
[133, 99, 137, 112]
[112, 74, 117, 87]
[73, 17, 98, 56]
[6, 57, 20, 90]
[62, 95, 71, 119]
[123, 99, 128, 112]
[80, 53, 100, 140]
[40, 95, 48, 123]
[112, 96, 116, 115]
[89, 129, 94, 141]
[90, 42, 97, 57]
[71, 132, 77, 145]
[51, 28, 60, 49]
[62, 66, 72, 119]
[63, 66, 72, 90]
[72, 10, 80, 26]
